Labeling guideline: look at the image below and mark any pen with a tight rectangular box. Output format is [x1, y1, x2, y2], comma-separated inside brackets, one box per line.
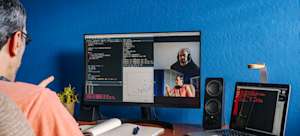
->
[132, 126, 140, 135]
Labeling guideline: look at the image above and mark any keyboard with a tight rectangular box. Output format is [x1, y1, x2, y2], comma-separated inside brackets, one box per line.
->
[205, 129, 256, 136]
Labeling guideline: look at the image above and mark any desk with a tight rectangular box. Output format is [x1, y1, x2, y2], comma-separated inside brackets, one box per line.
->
[79, 121, 203, 136]
[137, 123, 203, 136]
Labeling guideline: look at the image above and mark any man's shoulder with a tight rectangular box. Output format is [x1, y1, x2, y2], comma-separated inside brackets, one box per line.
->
[15, 82, 57, 97]
[0, 81, 55, 100]
[171, 61, 180, 69]
[0, 81, 39, 89]
[188, 61, 199, 68]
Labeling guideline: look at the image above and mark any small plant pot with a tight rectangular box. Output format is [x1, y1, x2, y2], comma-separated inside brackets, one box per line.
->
[63, 103, 75, 115]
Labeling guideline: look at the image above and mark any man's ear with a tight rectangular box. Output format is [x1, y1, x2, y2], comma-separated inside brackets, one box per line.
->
[8, 31, 22, 57]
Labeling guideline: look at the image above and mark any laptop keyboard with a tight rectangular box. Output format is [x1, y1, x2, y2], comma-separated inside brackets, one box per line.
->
[207, 129, 256, 136]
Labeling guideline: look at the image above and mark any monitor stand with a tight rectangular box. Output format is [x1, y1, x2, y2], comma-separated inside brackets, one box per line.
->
[77, 104, 102, 121]
[123, 107, 173, 129]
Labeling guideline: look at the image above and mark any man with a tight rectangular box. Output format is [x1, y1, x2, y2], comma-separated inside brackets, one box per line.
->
[170, 48, 199, 84]
[0, 0, 83, 135]
[166, 75, 195, 97]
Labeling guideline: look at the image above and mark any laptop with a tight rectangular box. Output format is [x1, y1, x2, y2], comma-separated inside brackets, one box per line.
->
[187, 82, 291, 136]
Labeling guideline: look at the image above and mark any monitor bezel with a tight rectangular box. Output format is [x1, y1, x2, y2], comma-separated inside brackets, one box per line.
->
[83, 31, 201, 108]
[230, 82, 290, 136]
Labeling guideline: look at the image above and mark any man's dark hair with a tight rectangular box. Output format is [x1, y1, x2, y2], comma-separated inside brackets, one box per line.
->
[176, 75, 183, 80]
[0, 0, 26, 50]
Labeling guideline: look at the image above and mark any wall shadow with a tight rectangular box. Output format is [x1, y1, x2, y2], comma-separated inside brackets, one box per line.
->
[57, 52, 84, 117]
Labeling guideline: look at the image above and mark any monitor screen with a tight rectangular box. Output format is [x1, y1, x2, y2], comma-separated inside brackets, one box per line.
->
[84, 31, 201, 108]
[230, 82, 290, 136]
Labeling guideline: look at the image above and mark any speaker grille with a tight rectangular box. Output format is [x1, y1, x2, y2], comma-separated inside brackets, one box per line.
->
[206, 80, 222, 97]
[205, 99, 221, 115]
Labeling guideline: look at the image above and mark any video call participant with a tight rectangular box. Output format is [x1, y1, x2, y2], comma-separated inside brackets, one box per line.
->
[0, 0, 83, 135]
[170, 48, 199, 84]
[166, 75, 195, 97]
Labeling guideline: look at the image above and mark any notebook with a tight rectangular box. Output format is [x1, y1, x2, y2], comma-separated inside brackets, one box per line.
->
[187, 82, 291, 136]
[80, 118, 164, 136]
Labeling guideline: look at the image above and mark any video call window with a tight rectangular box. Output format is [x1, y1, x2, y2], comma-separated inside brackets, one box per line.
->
[154, 39, 200, 98]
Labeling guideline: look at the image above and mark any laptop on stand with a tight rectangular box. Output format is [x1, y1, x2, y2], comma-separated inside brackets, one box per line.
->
[187, 82, 291, 136]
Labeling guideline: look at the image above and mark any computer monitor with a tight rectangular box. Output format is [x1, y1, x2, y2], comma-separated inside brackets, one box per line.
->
[231, 82, 291, 136]
[83, 31, 200, 110]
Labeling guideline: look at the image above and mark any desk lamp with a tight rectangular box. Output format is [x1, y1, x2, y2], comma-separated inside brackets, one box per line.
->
[248, 63, 268, 83]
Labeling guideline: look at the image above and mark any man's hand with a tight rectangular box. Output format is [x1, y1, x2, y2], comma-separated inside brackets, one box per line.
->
[165, 84, 172, 96]
[38, 76, 54, 88]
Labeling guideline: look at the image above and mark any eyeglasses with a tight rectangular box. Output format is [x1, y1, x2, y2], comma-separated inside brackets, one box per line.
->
[20, 31, 32, 45]
[0, 31, 32, 47]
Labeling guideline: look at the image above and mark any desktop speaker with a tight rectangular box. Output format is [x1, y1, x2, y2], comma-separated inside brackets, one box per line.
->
[203, 78, 224, 130]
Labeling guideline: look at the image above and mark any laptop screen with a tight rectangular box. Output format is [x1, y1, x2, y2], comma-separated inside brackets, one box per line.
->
[230, 82, 290, 136]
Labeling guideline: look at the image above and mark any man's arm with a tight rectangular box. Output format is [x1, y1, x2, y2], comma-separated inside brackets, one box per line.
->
[38, 76, 54, 88]
[165, 84, 172, 96]
[32, 89, 83, 136]
[185, 85, 195, 97]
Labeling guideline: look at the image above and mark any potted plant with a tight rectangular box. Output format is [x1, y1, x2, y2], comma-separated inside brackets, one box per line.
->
[57, 84, 79, 115]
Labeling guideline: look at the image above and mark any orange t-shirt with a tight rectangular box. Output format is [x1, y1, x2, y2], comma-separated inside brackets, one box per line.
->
[0, 81, 83, 136]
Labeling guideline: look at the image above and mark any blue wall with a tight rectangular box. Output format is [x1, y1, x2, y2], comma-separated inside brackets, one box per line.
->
[19, 0, 299, 135]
